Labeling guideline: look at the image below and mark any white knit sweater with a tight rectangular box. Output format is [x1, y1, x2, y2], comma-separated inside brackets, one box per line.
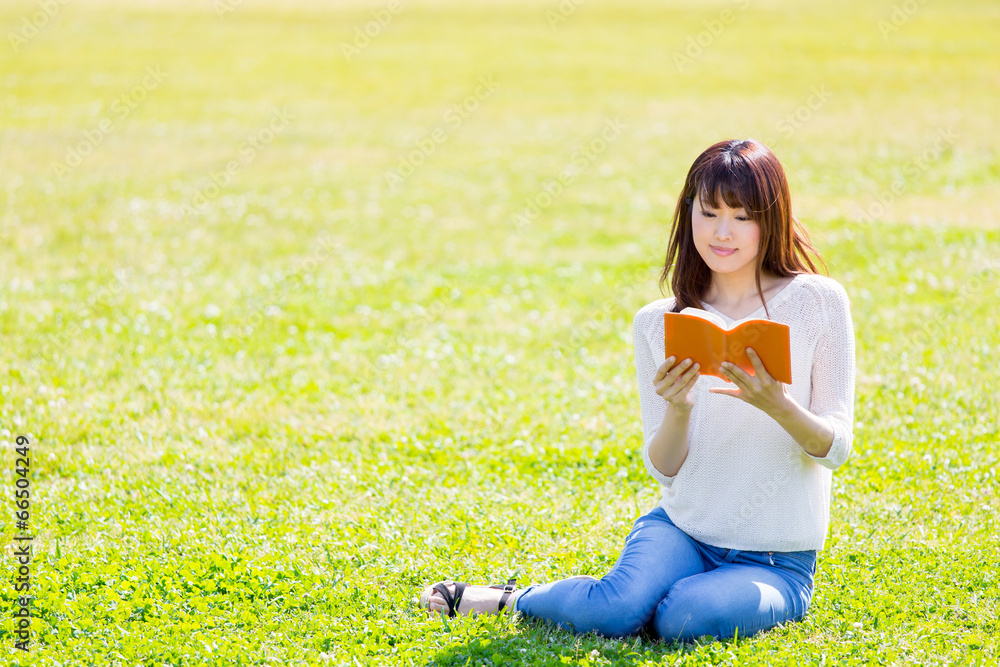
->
[632, 273, 856, 552]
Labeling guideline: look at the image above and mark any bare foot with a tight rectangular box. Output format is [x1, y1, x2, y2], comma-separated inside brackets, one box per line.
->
[419, 580, 518, 617]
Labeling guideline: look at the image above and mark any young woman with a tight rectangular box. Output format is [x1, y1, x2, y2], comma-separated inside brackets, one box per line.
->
[419, 138, 856, 643]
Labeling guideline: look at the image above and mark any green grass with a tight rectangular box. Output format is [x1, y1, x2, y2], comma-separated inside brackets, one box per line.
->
[1, 0, 998, 664]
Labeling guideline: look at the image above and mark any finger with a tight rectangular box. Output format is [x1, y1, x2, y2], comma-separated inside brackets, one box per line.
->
[655, 357, 675, 381]
[677, 362, 700, 389]
[709, 387, 740, 397]
[664, 367, 695, 399]
[722, 360, 748, 382]
[656, 359, 697, 399]
[681, 367, 700, 390]
[721, 363, 747, 388]
[672, 366, 697, 394]
[670, 358, 694, 381]
[745, 347, 773, 382]
[683, 362, 700, 383]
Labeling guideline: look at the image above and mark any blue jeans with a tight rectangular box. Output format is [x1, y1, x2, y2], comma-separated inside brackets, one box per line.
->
[513, 507, 816, 642]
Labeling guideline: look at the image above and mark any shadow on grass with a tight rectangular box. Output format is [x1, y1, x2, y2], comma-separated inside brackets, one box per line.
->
[424, 614, 734, 666]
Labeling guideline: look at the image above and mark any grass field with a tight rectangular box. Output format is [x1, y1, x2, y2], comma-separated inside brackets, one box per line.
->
[1, 0, 999, 664]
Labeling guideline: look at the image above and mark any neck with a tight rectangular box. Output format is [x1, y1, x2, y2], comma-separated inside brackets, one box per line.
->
[706, 266, 767, 306]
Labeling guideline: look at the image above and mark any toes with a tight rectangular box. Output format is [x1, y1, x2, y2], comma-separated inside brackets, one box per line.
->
[418, 588, 433, 609]
[419, 583, 451, 614]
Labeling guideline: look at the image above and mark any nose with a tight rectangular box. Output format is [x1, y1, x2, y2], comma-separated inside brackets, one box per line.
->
[715, 217, 733, 241]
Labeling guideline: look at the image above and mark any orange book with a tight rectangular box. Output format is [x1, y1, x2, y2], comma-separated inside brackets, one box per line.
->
[664, 308, 792, 384]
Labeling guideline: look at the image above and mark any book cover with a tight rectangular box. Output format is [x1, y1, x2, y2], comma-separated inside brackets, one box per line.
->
[664, 308, 792, 384]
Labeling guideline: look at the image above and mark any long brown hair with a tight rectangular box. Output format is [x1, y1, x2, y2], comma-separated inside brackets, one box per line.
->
[658, 139, 827, 319]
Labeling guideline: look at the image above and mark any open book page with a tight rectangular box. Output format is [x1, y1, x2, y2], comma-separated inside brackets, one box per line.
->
[678, 307, 728, 329]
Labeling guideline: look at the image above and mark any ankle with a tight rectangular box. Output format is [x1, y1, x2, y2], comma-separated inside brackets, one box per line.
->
[506, 588, 524, 613]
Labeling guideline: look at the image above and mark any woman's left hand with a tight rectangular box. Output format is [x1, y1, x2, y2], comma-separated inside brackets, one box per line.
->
[709, 347, 790, 417]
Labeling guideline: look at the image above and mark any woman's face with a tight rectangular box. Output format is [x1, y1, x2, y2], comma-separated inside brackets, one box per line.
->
[691, 190, 761, 279]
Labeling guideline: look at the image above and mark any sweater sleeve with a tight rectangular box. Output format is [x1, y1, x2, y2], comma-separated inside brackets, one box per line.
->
[805, 282, 856, 470]
[633, 305, 674, 487]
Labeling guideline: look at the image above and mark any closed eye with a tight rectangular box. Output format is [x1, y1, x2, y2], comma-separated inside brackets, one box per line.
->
[701, 209, 752, 221]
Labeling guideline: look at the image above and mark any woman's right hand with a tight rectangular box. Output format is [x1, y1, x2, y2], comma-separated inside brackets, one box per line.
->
[654, 356, 700, 409]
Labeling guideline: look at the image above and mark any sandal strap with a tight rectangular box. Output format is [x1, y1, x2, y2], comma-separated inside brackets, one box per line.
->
[491, 578, 518, 612]
[432, 581, 467, 618]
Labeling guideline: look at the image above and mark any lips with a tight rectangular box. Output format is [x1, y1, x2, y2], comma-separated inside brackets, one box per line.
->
[711, 245, 736, 256]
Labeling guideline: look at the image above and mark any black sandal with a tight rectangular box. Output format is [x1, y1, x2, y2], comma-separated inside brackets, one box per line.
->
[427, 578, 519, 617]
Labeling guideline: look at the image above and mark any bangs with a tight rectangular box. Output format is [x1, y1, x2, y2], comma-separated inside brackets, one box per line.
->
[695, 153, 765, 216]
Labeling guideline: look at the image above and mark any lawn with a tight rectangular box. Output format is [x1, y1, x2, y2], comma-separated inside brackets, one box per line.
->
[0, 0, 998, 664]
